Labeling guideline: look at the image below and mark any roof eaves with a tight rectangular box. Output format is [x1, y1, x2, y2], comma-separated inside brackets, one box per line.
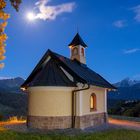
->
[21, 49, 52, 88]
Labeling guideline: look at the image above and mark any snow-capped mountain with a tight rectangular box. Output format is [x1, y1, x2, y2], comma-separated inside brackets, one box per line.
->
[108, 78, 140, 100]
[114, 78, 140, 87]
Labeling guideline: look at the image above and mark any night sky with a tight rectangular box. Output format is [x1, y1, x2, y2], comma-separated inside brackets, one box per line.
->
[1, 0, 140, 83]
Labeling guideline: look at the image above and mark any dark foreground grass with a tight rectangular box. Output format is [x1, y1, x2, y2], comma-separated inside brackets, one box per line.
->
[0, 128, 140, 140]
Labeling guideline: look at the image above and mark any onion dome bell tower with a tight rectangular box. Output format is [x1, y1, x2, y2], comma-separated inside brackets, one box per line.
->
[68, 33, 87, 64]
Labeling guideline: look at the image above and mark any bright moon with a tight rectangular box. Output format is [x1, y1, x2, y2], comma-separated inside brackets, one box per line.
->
[27, 12, 35, 21]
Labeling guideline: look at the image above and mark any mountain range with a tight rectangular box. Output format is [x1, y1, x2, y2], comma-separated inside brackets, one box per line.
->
[114, 78, 140, 87]
[0, 77, 140, 100]
[108, 78, 140, 100]
[0, 77, 25, 94]
[0, 77, 27, 119]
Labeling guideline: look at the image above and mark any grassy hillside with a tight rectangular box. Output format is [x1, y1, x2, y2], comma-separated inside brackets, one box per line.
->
[0, 92, 27, 120]
[0, 128, 140, 140]
[108, 100, 140, 117]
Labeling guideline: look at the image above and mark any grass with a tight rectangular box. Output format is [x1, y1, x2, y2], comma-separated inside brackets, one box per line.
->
[0, 128, 140, 140]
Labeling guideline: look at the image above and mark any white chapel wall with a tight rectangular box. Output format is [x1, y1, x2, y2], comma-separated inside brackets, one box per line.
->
[76, 86, 106, 116]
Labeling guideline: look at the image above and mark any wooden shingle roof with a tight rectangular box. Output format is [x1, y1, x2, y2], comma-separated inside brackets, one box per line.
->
[21, 49, 116, 89]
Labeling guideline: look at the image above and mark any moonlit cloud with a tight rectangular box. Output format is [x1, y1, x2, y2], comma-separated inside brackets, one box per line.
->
[34, 0, 76, 21]
[131, 5, 140, 22]
[123, 48, 140, 54]
[113, 20, 126, 28]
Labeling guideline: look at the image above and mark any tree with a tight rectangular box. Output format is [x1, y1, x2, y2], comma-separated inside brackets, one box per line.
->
[0, 0, 22, 68]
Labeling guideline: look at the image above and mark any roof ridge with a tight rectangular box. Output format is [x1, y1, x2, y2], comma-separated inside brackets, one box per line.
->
[22, 49, 116, 89]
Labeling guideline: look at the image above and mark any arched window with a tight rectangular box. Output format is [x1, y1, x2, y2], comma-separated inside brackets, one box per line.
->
[90, 93, 97, 111]
[81, 47, 84, 56]
[72, 47, 78, 55]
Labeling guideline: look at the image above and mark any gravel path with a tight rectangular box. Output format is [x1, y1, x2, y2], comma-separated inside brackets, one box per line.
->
[1, 118, 140, 135]
[109, 118, 140, 131]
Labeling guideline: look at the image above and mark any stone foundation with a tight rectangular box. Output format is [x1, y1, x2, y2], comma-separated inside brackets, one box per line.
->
[75, 113, 107, 129]
[27, 116, 72, 129]
[27, 113, 107, 130]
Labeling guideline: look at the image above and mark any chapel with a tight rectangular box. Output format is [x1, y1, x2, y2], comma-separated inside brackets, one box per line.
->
[21, 33, 116, 129]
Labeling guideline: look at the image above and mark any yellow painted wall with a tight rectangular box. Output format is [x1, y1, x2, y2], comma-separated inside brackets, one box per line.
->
[27, 87, 74, 116]
[27, 86, 106, 117]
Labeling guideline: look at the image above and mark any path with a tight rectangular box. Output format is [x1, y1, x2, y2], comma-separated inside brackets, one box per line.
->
[0, 118, 140, 134]
[109, 118, 140, 131]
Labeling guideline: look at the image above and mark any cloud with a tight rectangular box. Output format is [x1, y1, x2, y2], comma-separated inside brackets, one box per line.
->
[123, 48, 140, 54]
[131, 5, 140, 22]
[34, 0, 76, 20]
[113, 20, 126, 28]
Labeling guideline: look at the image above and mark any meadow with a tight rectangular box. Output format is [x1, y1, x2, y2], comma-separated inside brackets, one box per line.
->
[0, 127, 140, 140]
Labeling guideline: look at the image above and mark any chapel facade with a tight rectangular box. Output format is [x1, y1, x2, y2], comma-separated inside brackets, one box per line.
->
[21, 33, 116, 129]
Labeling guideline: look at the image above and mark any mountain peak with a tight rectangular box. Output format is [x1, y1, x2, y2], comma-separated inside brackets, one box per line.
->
[114, 77, 140, 87]
[0, 77, 25, 89]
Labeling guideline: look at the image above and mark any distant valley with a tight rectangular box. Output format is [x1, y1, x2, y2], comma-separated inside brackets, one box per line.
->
[0, 77, 27, 119]
[108, 78, 140, 117]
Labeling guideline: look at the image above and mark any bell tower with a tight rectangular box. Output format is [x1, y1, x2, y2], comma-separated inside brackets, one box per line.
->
[68, 33, 87, 64]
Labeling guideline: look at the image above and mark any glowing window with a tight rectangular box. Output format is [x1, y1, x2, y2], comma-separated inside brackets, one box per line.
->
[90, 93, 97, 111]
[81, 47, 84, 56]
[72, 48, 78, 55]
